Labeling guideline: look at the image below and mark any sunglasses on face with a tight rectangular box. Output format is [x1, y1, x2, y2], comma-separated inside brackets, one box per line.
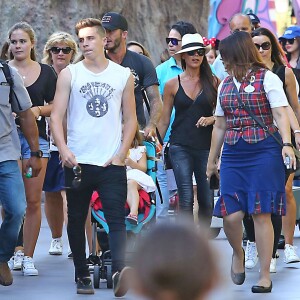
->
[281, 38, 296, 46]
[186, 48, 205, 56]
[72, 165, 82, 188]
[50, 46, 72, 54]
[166, 38, 182, 46]
[254, 42, 271, 51]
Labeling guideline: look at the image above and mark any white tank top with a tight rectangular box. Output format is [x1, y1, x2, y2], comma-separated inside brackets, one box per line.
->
[67, 60, 130, 166]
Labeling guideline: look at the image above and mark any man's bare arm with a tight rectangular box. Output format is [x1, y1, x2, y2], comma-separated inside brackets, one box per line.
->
[144, 84, 162, 138]
[50, 68, 77, 167]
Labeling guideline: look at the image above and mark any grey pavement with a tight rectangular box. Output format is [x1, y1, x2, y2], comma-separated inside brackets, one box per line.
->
[1, 205, 300, 300]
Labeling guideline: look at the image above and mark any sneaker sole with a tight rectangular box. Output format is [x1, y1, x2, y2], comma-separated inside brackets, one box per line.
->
[114, 267, 131, 297]
[23, 271, 38, 276]
[284, 259, 300, 264]
[77, 288, 95, 295]
[49, 251, 63, 255]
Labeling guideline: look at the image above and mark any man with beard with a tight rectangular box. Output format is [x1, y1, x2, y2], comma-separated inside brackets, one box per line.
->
[102, 12, 162, 138]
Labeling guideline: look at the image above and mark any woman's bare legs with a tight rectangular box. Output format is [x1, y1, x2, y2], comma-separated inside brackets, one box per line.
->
[44, 191, 64, 239]
[283, 173, 297, 245]
[223, 211, 245, 274]
[252, 213, 273, 287]
[22, 158, 48, 258]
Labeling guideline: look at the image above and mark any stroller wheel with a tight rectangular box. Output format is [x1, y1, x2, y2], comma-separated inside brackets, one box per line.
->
[106, 265, 113, 289]
[93, 265, 101, 289]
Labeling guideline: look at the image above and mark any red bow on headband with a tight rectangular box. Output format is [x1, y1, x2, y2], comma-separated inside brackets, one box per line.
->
[202, 37, 219, 50]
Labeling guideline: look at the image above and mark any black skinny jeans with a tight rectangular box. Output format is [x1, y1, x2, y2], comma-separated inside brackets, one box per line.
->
[65, 164, 127, 278]
[169, 144, 213, 225]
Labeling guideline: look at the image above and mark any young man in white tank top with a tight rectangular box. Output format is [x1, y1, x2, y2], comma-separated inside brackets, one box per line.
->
[50, 18, 137, 297]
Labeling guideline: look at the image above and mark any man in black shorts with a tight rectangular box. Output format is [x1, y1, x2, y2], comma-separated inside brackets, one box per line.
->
[102, 12, 162, 137]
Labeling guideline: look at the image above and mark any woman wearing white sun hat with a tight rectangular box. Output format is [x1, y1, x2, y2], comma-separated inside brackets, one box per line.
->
[158, 33, 219, 224]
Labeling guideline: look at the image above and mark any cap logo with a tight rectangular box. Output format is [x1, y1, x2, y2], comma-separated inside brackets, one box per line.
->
[285, 30, 293, 35]
[102, 16, 112, 23]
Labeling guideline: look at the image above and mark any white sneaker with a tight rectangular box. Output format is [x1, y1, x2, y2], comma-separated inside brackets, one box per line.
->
[7, 256, 14, 270]
[245, 241, 258, 269]
[284, 244, 300, 264]
[49, 238, 63, 255]
[7, 250, 24, 271]
[13, 250, 24, 270]
[270, 258, 277, 273]
[22, 256, 38, 276]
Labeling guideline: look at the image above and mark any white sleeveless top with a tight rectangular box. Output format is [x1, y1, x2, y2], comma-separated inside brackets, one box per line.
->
[67, 60, 130, 166]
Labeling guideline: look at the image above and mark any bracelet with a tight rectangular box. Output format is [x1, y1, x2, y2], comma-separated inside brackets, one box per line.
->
[37, 106, 42, 117]
[282, 143, 293, 148]
[294, 130, 300, 134]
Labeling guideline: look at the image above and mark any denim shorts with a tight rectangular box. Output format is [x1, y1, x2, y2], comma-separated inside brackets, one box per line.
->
[18, 129, 50, 159]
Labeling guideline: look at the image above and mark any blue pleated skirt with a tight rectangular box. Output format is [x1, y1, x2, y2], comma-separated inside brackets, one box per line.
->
[214, 135, 286, 217]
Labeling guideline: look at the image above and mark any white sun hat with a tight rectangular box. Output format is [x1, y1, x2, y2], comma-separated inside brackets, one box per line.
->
[175, 33, 211, 54]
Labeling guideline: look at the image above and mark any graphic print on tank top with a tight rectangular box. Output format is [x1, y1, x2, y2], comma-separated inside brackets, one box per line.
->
[79, 81, 116, 118]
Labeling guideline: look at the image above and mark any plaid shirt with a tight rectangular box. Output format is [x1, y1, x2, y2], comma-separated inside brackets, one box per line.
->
[220, 69, 278, 145]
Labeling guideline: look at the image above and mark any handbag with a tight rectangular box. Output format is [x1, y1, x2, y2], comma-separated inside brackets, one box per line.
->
[232, 84, 300, 179]
[163, 142, 173, 170]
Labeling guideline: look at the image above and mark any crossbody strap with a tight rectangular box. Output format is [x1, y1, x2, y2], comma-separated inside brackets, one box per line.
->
[232, 83, 283, 147]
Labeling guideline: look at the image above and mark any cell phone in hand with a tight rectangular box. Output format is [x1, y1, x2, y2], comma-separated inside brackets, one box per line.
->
[209, 174, 219, 190]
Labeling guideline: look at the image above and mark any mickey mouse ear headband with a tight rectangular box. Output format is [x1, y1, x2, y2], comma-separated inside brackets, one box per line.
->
[202, 37, 220, 50]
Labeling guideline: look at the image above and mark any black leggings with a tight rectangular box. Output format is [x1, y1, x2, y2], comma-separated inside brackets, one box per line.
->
[243, 214, 282, 258]
[65, 164, 127, 278]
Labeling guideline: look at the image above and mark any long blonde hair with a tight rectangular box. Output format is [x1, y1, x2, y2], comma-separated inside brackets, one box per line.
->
[42, 32, 78, 65]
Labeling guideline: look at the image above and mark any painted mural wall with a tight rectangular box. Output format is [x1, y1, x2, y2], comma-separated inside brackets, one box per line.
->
[208, 0, 293, 39]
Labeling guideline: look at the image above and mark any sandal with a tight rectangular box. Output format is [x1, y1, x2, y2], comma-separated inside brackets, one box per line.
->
[126, 214, 138, 226]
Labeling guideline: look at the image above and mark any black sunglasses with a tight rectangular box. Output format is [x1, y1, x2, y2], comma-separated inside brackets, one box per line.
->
[186, 48, 205, 56]
[50, 46, 72, 54]
[281, 38, 296, 46]
[254, 42, 271, 51]
[72, 165, 82, 188]
[166, 38, 182, 46]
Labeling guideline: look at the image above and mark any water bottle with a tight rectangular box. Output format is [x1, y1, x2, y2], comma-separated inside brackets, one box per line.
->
[25, 167, 32, 178]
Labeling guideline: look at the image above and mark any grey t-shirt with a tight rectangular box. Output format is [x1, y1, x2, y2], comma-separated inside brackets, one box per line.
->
[0, 63, 32, 162]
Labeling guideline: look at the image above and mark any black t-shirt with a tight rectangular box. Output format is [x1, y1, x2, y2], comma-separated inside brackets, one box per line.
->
[17, 63, 57, 140]
[107, 50, 159, 127]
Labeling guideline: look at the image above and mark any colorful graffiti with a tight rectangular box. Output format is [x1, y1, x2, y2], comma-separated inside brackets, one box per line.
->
[208, 0, 277, 39]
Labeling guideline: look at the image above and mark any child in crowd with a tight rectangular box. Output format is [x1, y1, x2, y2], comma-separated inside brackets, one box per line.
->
[132, 221, 219, 300]
[203, 37, 219, 65]
[125, 126, 156, 225]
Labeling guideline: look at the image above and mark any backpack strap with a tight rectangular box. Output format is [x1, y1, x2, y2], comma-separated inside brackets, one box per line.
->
[0, 60, 14, 104]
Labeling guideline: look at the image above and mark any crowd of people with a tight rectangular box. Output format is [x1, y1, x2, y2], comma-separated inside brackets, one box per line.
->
[0, 10, 300, 299]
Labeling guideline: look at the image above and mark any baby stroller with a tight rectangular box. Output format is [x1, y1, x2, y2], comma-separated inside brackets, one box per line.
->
[89, 139, 157, 289]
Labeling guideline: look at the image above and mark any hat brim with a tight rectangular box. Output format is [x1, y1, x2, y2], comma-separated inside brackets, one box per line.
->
[175, 45, 211, 55]
[279, 34, 297, 40]
[102, 24, 120, 31]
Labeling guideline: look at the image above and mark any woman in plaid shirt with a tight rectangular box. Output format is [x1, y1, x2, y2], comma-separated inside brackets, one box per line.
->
[207, 31, 295, 293]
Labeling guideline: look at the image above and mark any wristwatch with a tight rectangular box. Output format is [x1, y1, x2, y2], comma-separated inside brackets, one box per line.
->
[30, 150, 43, 158]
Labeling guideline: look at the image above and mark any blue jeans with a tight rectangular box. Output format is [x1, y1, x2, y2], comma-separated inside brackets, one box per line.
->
[155, 160, 171, 221]
[169, 144, 213, 224]
[0, 160, 26, 262]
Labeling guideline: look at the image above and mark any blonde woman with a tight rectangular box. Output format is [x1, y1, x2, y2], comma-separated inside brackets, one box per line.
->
[42, 32, 77, 256]
[7, 22, 57, 276]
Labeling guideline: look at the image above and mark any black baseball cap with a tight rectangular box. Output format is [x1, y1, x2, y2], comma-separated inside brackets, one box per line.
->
[247, 13, 260, 24]
[101, 12, 128, 31]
